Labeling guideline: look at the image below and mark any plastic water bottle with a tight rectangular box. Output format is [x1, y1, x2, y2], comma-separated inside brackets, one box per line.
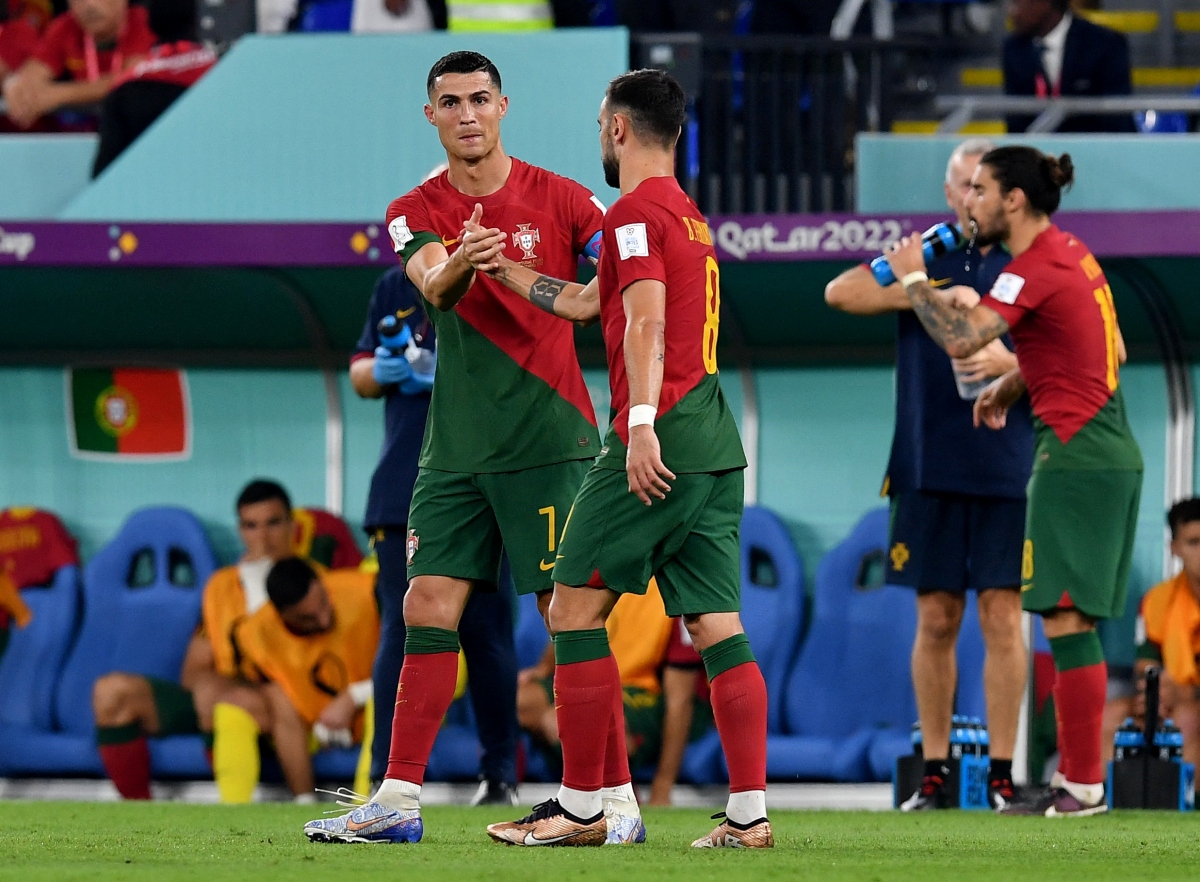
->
[911, 721, 923, 756]
[378, 315, 435, 375]
[1155, 720, 1184, 762]
[1113, 717, 1145, 761]
[950, 715, 968, 760]
[869, 223, 966, 287]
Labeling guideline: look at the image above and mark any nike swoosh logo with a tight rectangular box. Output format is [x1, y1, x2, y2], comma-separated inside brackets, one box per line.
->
[929, 277, 952, 288]
[346, 813, 396, 832]
[524, 831, 583, 845]
[442, 236, 459, 247]
[394, 306, 416, 318]
[539, 559, 555, 571]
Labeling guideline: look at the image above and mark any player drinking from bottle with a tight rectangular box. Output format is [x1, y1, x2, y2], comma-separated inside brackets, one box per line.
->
[477, 68, 772, 848]
[302, 50, 628, 844]
[884, 145, 1143, 817]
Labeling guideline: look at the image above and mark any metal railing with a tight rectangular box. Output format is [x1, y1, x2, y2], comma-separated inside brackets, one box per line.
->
[633, 34, 934, 214]
[935, 94, 1200, 133]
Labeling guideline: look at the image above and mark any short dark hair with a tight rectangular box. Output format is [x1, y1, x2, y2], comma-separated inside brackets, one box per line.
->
[1168, 499, 1200, 538]
[426, 51, 501, 96]
[980, 146, 1074, 216]
[148, 0, 197, 43]
[266, 557, 317, 611]
[606, 68, 687, 149]
[236, 479, 291, 513]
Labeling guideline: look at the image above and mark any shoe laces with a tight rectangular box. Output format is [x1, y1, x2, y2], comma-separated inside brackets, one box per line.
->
[517, 798, 564, 824]
[315, 786, 373, 810]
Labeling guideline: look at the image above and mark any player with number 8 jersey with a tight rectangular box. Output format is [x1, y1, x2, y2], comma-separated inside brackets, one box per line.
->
[479, 68, 769, 851]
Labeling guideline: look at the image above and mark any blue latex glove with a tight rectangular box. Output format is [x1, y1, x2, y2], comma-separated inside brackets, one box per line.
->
[399, 347, 436, 395]
[372, 346, 413, 386]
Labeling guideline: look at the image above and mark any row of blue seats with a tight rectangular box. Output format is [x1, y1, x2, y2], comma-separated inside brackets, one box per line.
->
[0, 503, 990, 784]
[0, 507, 365, 781]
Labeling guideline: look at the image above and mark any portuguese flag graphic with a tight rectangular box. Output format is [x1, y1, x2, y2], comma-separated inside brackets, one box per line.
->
[68, 368, 191, 460]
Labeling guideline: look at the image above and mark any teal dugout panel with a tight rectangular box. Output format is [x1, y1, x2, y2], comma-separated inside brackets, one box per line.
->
[0, 135, 97, 220]
[61, 30, 628, 221]
[856, 133, 1200, 213]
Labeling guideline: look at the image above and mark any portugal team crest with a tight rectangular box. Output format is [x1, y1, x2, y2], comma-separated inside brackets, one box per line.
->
[95, 386, 139, 437]
[406, 529, 419, 566]
[514, 224, 541, 261]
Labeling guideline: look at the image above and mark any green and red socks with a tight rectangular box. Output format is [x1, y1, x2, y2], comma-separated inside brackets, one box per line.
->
[1049, 630, 1107, 788]
[702, 634, 768, 824]
[96, 723, 152, 800]
[553, 628, 622, 820]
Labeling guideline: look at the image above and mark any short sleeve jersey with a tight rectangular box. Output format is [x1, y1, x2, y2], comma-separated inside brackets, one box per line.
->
[982, 225, 1142, 471]
[595, 176, 746, 474]
[384, 158, 602, 473]
[201, 566, 253, 679]
[32, 6, 155, 81]
[351, 267, 433, 528]
[886, 245, 1034, 499]
[236, 569, 379, 727]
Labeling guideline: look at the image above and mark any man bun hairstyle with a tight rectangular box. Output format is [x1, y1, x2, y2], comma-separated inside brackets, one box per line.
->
[236, 479, 291, 513]
[266, 557, 317, 612]
[606, 68, 687, 149]
[980, 145, 1074, 216]
[427, 51, 501, 95]
[1168, 498, 1200, 538]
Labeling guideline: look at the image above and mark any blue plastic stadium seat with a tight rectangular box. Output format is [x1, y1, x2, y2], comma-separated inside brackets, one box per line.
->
[45, 507, 217, 777]
[0, 566, 82, 775]
[299, 0, 353, 32]
[766, 508, 918, 782]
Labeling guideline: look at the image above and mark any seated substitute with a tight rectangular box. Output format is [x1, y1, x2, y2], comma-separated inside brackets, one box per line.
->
[517, 581, 710, 804]
[234, 557, 379, 800]
[1135, 498, 1200, 767]
[1, 0, 155, 130]
[92, 479, 294, 801]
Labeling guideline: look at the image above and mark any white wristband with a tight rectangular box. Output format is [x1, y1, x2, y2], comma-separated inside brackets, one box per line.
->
[628, 404, 657, 430]
[900, 271, 929, 289]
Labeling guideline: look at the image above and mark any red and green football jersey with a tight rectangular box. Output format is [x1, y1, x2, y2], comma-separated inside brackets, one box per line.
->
[384, 158, 603, 473]
[594, 175, 746, 474]
[982, 225, 1142, 472]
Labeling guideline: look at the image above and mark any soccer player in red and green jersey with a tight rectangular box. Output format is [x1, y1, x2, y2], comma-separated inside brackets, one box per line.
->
[303, 50, 643, 845]
[884, 145, 1143, 817]
[478, 68, 772, 849]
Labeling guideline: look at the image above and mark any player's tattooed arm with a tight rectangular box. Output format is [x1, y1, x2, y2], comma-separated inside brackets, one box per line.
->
[489, 260, 601, 326]
[905, 279, 1009, 359]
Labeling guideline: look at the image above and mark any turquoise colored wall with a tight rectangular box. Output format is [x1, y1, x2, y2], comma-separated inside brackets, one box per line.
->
[855, 133, 1200, 213]
[59, 30, 628, 222]
[0, 135, 97, 220]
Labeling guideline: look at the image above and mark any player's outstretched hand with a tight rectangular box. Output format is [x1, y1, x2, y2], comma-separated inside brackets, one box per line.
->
[627, 425, 675, 506]
[973, 371, 1023, 430]
[883, 233, 927, 281]
[460, 202, 507, 272]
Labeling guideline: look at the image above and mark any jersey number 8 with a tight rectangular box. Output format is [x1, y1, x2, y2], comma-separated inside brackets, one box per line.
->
[702, 256, 721, 374]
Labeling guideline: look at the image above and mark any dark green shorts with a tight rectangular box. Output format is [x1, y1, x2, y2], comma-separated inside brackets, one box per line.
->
[406, 460, 591, 596]
[147, 676, 201, 736]
[1021, 468, 1142, 620]
[553, 465, 744, 617]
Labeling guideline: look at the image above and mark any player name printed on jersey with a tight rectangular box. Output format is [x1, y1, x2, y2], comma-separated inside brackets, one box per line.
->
[595, 176, 745, 475]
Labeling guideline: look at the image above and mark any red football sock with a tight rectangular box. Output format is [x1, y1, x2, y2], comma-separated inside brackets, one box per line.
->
[1053, 701, 1072, 782]
[1053, 662, 1107, 785]
[99, 738, 152, 800]
[384, 651, 460, 785]
[710, 661, 768, 793]
[603, 677, 632, 789]
[556, 654, 620, 793]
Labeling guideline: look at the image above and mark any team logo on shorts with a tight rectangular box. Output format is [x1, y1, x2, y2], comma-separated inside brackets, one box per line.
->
[514, 224, 541, 261]
[889, 542, 910, 572]
[406, 529, 419, 566]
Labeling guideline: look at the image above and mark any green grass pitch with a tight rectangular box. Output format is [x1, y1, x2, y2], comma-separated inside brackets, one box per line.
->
[0, 801, 1196, 881]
